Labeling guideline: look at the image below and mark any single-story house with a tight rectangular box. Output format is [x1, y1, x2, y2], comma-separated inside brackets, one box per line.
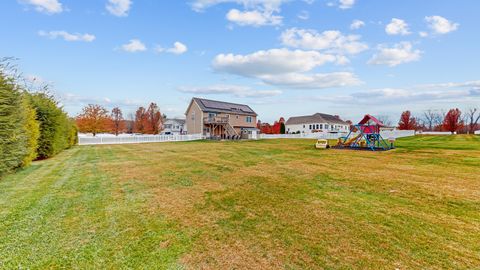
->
[285, 113, 349, 134]
[161, 118, 186, 135]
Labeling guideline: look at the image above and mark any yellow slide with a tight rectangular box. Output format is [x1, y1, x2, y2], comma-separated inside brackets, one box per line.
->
[342, 134, 362, 146]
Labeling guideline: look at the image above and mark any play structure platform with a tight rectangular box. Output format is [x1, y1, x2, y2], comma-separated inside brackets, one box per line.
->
[331, 114, 394, 151]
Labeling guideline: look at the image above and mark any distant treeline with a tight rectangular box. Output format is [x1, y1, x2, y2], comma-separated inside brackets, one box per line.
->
[0, 61, 77, 177]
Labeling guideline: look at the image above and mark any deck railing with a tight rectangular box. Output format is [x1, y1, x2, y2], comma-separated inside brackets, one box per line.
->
[203, 116, 229, 124]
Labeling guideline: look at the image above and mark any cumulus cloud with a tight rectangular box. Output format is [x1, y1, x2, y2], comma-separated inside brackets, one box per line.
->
[280, 28, 368, 55]
[20, 0, 63, 14]
[226, 9, 282, 26]
[212, 48, 362, 89]
[38, 30, 96, 42]
[191, 0, 287, 26]
[178, 85, 282, 98]
[425, 15, 459, 34]
[368, 42, 421, 67]
[106, 0, 132, 17]
[350, 19, 365, 30]
[156, 42, 188, 55]
[121, 39, 146, 52]
[339, 0, 355, 9]
[385, 18, 411, 35]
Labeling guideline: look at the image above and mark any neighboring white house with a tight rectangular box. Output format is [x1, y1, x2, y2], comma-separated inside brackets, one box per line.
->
[161, 118, 187, 135]
[285, 113, 349, 134]
[475, 130, 480, 135]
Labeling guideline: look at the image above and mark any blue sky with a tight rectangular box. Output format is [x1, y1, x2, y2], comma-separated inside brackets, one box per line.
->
[1, 0, 479, 123]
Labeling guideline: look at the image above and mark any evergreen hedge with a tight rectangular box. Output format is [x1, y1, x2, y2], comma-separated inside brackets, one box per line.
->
[0, 69, 77, 177]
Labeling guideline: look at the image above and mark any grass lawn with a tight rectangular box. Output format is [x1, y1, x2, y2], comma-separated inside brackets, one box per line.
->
[1, 135, 479, 269]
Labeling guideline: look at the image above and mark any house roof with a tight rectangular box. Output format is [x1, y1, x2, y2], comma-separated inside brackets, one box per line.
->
[358, 114, 385, 127]
[190, 97, 257, 116]
[166, 118, 186, 125]
[286, 113, 348, 125]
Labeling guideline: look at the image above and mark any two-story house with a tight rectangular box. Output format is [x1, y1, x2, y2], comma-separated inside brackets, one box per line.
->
[185, 97, 258, 139]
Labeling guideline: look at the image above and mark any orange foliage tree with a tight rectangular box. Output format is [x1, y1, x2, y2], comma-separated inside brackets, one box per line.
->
[111, 107, 125, 136]
[146, 102, 163, 134]
[76, 104, 111, 136]
[398, 110, 417, 130]
[134, 107, 147, 133]
[442, 108, 463, 133]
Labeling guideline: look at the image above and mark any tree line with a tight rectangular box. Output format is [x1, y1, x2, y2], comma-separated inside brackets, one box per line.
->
[0, 60, 77, 177]
[75, 103, 165, 136]
[397, 108, 479, 133]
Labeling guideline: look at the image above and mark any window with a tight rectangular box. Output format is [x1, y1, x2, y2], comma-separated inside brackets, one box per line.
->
[325, 124, 329, 129]
[246, 116, 252, 123]
[191, 112, 195, 120]
[303, 125, 305, 128]
[316, 124, 319, 129]
[309, 125, 312, 129]
[319, 124, 323, 129]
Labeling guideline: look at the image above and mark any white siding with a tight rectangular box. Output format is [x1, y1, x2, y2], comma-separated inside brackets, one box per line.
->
[286, 122, 349, 134]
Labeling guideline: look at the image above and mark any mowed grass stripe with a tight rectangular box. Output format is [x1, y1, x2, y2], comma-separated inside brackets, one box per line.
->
[0, 135, 479, 269]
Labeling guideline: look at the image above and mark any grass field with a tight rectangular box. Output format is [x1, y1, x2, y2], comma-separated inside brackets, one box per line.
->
[1, 135, 479, 269]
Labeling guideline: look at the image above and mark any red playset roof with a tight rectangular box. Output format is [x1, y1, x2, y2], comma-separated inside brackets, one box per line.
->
[358, 114, 385, 127]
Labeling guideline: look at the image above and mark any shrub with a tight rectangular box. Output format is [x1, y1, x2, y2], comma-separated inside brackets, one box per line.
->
[0, 74, 29, 176]
[22, 95, 40, 166]
[29, 92, 77, 159]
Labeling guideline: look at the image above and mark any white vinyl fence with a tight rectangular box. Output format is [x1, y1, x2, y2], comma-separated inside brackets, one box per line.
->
[417, 131, 454, 135]
[259, 130, 416, 140]
[78, 134, 203, 146]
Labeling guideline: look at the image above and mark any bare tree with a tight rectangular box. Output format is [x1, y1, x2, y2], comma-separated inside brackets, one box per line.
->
[465, 108, 480, 133]
[423, 109, 444, 131]
[376, 115, 393, 127]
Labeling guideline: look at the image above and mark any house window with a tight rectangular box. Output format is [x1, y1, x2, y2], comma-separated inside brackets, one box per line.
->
[309, 125, 312, 129]
[316, 124, 319, 129]
[246, 116, 252, 123]
[191, 112, 195, 120]
[320, 124, 323, 129]
[208, 113, 216, 118]
[303, 125, 305, 128]
[325, 124, 329, 129]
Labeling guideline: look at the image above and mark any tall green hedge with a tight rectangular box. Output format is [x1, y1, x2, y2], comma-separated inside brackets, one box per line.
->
[0, 75, 29, 176]
[29, 92, 77, 160]
[0, 67, 78, 177]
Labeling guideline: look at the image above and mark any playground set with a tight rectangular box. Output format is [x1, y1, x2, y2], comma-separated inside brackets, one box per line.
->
[332, 114, 394, 151]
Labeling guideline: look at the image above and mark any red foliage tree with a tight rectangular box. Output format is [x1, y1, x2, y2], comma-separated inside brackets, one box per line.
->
[442, 108, 463, 133]
[398, 111, 417, 130]
[76, 104, 112, 136]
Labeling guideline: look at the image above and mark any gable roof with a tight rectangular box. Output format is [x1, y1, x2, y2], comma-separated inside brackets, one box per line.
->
[358, 114, 385, 127]
[165, 118, 186, 125]
[286, 113, 348, 125]
[189, 97, 257, 116]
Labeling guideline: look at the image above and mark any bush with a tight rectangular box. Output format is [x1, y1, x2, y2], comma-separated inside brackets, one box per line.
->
[29, 92, 77, 159]
[22, 95, 40, 166]
[0, 74, 29, 176]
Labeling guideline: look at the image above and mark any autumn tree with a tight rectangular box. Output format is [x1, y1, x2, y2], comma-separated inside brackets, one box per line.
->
[465, 108, 480, 133]
[76, 104, 111, 136]
[398, 110, 417, 130]
[111, 107, 125, 136]
[146, 102, 162, 134]
[134, 107, 147, 133]
[442, 108, 463, 134]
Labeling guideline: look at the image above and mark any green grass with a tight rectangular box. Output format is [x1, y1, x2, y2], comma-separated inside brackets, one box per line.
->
[0, 135, 479, 269]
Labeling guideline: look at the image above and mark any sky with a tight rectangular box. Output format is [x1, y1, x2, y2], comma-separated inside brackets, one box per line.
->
[1, 0, 479, 123]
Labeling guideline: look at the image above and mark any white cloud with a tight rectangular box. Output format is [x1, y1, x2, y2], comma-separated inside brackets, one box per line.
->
[226, 9, 282, 26]
[191, 0, 287, 26]
[121, 39, 146, 52]
[38, 30, 95, 42]
[260, 72, 362, 89]
[191, 0, 287, 12]
[350, 19, 365, 30]
[106, 0, 132, 17]
[339, 0, 355, 9]
[425, 15, 459, 34]
[213, 48, 337, 76]
[419, 31, 428, 38]
[280, 28, 368, 55]
[156, 42, 188, 55]
[20, 0, 63, 14]
[212, 48, 362, 89]
[178, 85, 282, 97]
[385, 18, 411, 35]
[368, 42, 421, 67]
